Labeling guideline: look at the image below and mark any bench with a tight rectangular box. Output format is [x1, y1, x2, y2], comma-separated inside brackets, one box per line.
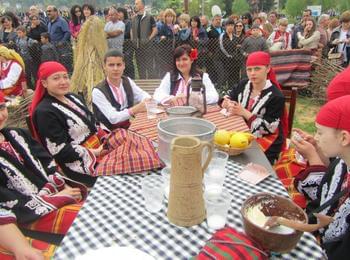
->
[134, 79, 161, 96]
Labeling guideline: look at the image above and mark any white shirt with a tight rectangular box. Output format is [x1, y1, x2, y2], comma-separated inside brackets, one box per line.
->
[92, 77, 150, 125]
[338, 29, 349, 62]
[104, 20, 125, 51]
[153, 72, 219, 105]
[0, 61, 22, 90]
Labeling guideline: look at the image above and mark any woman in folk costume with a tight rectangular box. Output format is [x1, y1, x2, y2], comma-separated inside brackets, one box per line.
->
[30, 61, 163, 185]
[0, 46, 27, 97]
[222, 51, 287, 163]
[0, 91, 86, 259]
[153, 44, 219, 106]
[294, 95, 350, 259]
[29, 61, 105, 187]
[275, 66, 350, 209]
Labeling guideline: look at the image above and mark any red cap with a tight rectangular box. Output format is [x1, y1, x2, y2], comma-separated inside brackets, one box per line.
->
[316, 95, 350, 132]
[326, 66, 350, 102]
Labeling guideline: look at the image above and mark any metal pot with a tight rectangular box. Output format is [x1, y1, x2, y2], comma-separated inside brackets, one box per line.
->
[157, 117, 216, 166]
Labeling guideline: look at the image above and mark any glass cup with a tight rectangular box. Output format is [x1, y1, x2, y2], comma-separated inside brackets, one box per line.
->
[141, 175, 165, 213]
[204, 150, 229, 197]
[145, 99, 158, 119]
[205, 189, 232, 230]
[161, 167, 171, 200]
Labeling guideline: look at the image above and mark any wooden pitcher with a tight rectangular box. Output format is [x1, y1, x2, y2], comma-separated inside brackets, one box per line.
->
[167, 136, 213, 227]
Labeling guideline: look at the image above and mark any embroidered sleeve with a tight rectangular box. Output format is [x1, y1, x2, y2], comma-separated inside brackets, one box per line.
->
[35, 110, 96, 176]
[248, 94, 285, 137]
[294, 165, 327, 200]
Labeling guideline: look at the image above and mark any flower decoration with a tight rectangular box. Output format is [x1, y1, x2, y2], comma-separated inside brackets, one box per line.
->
[189, 48, 198, 61]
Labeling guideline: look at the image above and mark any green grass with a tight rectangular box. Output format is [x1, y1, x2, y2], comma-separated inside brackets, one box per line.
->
[293, 97, 323, 134]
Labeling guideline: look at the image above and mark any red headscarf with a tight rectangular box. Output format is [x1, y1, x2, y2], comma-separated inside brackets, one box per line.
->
[29, 61, 67, 140]
[326, 66, 350, 102]
[316, 95, 350, 133]
[246, 51, 289, 147]
[246, 51, 281, 89]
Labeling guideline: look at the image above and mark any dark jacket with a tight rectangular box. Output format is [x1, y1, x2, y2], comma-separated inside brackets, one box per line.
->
[228, 79, 285, 162]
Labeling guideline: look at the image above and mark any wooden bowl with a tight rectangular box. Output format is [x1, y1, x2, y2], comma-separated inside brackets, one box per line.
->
[241, 192, 307, 253]
[215, 141, 252, 156]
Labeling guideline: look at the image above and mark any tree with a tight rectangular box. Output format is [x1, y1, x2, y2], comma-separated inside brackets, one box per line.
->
[232, 0, 250, 15]
[224, 0, 233, 16]
[311, 0, 334, 12]
[258, 0, 275, 12]
[338, 0, 350, 12]
[285, 0, 307, 17]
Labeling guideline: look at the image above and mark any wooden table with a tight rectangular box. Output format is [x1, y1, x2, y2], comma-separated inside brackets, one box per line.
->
[130, 105, 274, 173]
[129, 105, 249, 142]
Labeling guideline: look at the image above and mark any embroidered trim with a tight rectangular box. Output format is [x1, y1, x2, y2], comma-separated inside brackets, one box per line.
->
[52, 103, 91, 144]
[0, 200, 18, 209]
[46, 138, 66, 156]
[25, 195, 56, 216]
[323, 197, 350, 243]
[10, 130, 48, 180]
[241, 82, 251, 108]
[251, 91, 272, 115]
[320, 160, 345, 215]
[0, 157, 38, 195]
[65, 145, 95, 175]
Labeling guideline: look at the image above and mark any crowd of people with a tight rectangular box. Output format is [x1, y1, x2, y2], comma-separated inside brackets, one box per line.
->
[0, 1, 350, 259]
[0, 2, 350, 95]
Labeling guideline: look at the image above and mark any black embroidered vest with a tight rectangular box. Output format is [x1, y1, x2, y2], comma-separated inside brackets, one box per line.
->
[93, 76, 134, 130]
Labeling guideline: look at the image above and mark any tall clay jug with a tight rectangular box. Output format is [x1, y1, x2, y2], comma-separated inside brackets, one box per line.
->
[167, 136, 213, 227]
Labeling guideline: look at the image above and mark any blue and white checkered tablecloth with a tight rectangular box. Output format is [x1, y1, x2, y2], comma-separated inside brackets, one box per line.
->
[54, 160, 325, 260]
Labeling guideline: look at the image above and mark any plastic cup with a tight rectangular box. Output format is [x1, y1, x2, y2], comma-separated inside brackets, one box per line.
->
[141, 175, 165, 212]
[145, 100, 158, 119]
[161, 167, 171, 200]
[204, 150, 229, 197]
[205, 189, 232, 230]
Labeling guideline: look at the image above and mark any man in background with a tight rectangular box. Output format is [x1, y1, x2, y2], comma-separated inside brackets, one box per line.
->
[46, 5, 72, 72]
[105, 7, 125, 52]
[131, 0, 157, 79]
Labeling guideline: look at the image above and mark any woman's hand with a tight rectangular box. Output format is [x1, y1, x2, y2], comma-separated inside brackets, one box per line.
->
[293, 128, 317, 146]
[56, 185, 82, 201]
[89, 144, 104, 157]
[291, 138, 324, 165]
[168, 95, 187, 107]
[14, 246, 44, 260]
[221, 96, 232, 109]
[228, 102, 252, 120]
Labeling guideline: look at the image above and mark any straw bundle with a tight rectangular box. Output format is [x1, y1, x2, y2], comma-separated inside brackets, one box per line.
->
[6, 93, 33, 128]
[309, 58, 344, 103]
[70, 16, 107, 106]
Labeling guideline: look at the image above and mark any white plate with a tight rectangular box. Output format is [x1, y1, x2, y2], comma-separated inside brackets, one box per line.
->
[76, 246, 155, 260]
